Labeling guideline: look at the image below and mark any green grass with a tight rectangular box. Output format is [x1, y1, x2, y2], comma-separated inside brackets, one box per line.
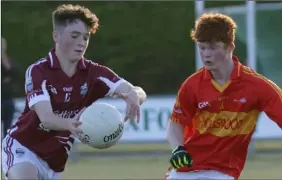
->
[62, 154, 282, 179]
[63, 140, 282, 179]
[76, 140, 282, 153]
[2, 140, 281, 179]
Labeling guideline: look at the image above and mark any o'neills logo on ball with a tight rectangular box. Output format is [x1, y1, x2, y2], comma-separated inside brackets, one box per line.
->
[103, 124, 124, 143]
[80, 134, 90, 145]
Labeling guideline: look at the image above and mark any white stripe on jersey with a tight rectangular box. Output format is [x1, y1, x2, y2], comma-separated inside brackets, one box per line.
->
[64, 147, 70, 155]
[82, 58, 86, 68]
[56, 136, 74, 146]
[8, 126, 18, 136]
[25, 58, 47, 79]
[98, 77, 127, 97]
[28, 79, 50, 108]
[67, 141, 73, 147]
[48, 52, 53, 67]
[55, 136, 69, 140]
[69, 134, 75, 139]
[84, 59, 96, 65]
[41, 80, 49, 98]
[25, 58, 47, 93]
[58, 140, 66, 144]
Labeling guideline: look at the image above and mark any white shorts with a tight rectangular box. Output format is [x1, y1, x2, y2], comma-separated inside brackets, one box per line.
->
[2, 135, 61, 180]
[165, 169, 234, 180]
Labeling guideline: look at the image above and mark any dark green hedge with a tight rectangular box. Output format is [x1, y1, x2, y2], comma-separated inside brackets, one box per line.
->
[2, 1, 247, 97]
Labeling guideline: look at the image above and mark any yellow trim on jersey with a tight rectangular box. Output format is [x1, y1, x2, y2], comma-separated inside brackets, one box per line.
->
[182, 67, 204, 85]
[211, 79, 231, 93]
[243, 67, 282, 102]
[171, 116, 180, 124]
[237, 62, 242, 77]
[174, 95, 180, 107]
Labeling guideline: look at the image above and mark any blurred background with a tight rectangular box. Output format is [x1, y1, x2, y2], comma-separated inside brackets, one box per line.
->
[1, 1, 282, 179]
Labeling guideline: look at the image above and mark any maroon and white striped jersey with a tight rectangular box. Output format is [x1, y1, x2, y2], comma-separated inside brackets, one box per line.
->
[8, 48, 126, 172]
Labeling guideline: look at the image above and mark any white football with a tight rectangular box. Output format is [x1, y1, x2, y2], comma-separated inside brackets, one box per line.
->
[78, 102, 124, 149]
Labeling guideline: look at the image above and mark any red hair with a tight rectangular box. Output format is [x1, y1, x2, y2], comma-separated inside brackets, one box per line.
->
[190, 13, 237, 44]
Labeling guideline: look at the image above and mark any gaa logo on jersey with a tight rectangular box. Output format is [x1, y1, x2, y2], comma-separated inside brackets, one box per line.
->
[80, 82, 88, 96]
[47, 85, 57, 94]
[25, 78, 33, 92]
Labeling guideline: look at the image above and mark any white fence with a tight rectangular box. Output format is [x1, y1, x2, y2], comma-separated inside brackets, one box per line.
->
[13, 96, 282, 142]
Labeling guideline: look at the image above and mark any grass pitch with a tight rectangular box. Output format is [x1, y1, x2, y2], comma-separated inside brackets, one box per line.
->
[1, 140, 280, 179]
[62, 140, 282, 180]
[62, 154, 282, 179]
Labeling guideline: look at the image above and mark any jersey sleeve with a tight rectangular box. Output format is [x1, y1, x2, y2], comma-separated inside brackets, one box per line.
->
[25, 65, 50, 109]
[95, 65, 126, 97]
[170, 79, 197, 129]
[258, 78, 282, 129]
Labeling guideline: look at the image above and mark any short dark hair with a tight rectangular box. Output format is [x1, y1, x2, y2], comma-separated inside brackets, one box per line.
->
[190, 13, 237, 45]
[52, 4, 99, 34]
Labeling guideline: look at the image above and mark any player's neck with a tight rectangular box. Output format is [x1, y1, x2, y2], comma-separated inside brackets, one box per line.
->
[55, 50, 78, 77]
[210, 57, 234, 85]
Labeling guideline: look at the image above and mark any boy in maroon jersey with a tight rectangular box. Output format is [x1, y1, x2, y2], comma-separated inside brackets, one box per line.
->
[2, 4, 146, 180]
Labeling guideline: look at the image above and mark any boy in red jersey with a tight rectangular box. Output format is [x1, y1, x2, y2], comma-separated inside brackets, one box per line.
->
[166, 13, 282, 180]
[2, 4, 146, 180]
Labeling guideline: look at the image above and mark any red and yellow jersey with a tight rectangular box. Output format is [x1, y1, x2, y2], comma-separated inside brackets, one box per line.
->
[169, 56, 282, 179]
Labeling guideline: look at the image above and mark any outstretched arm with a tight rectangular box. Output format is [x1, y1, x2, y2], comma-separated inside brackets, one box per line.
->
[113, 82, 147, 105]
[95, 64, 146, 123]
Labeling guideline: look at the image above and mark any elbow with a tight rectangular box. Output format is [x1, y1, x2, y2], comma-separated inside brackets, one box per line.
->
[166, 120, 185, 148]
[166, 120, 175, 141]
[166, 120, 181, 137]
[33, 101, 56, 130]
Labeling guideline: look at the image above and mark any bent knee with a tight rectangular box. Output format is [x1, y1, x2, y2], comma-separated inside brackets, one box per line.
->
[7, 162, 38, 179]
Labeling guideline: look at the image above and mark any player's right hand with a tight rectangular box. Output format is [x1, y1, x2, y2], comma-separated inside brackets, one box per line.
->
[119, 90, 140, 124]
[169, 146, 193, 169]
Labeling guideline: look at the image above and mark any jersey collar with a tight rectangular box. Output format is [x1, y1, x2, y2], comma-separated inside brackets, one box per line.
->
[203, 55, 242, 80]
[47, 48, 87, 70]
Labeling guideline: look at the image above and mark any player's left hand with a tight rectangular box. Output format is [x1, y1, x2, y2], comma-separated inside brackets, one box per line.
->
[118, 90, 140, 124]
[170, 146, 193, 169]
[69, 108, 86, 137]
